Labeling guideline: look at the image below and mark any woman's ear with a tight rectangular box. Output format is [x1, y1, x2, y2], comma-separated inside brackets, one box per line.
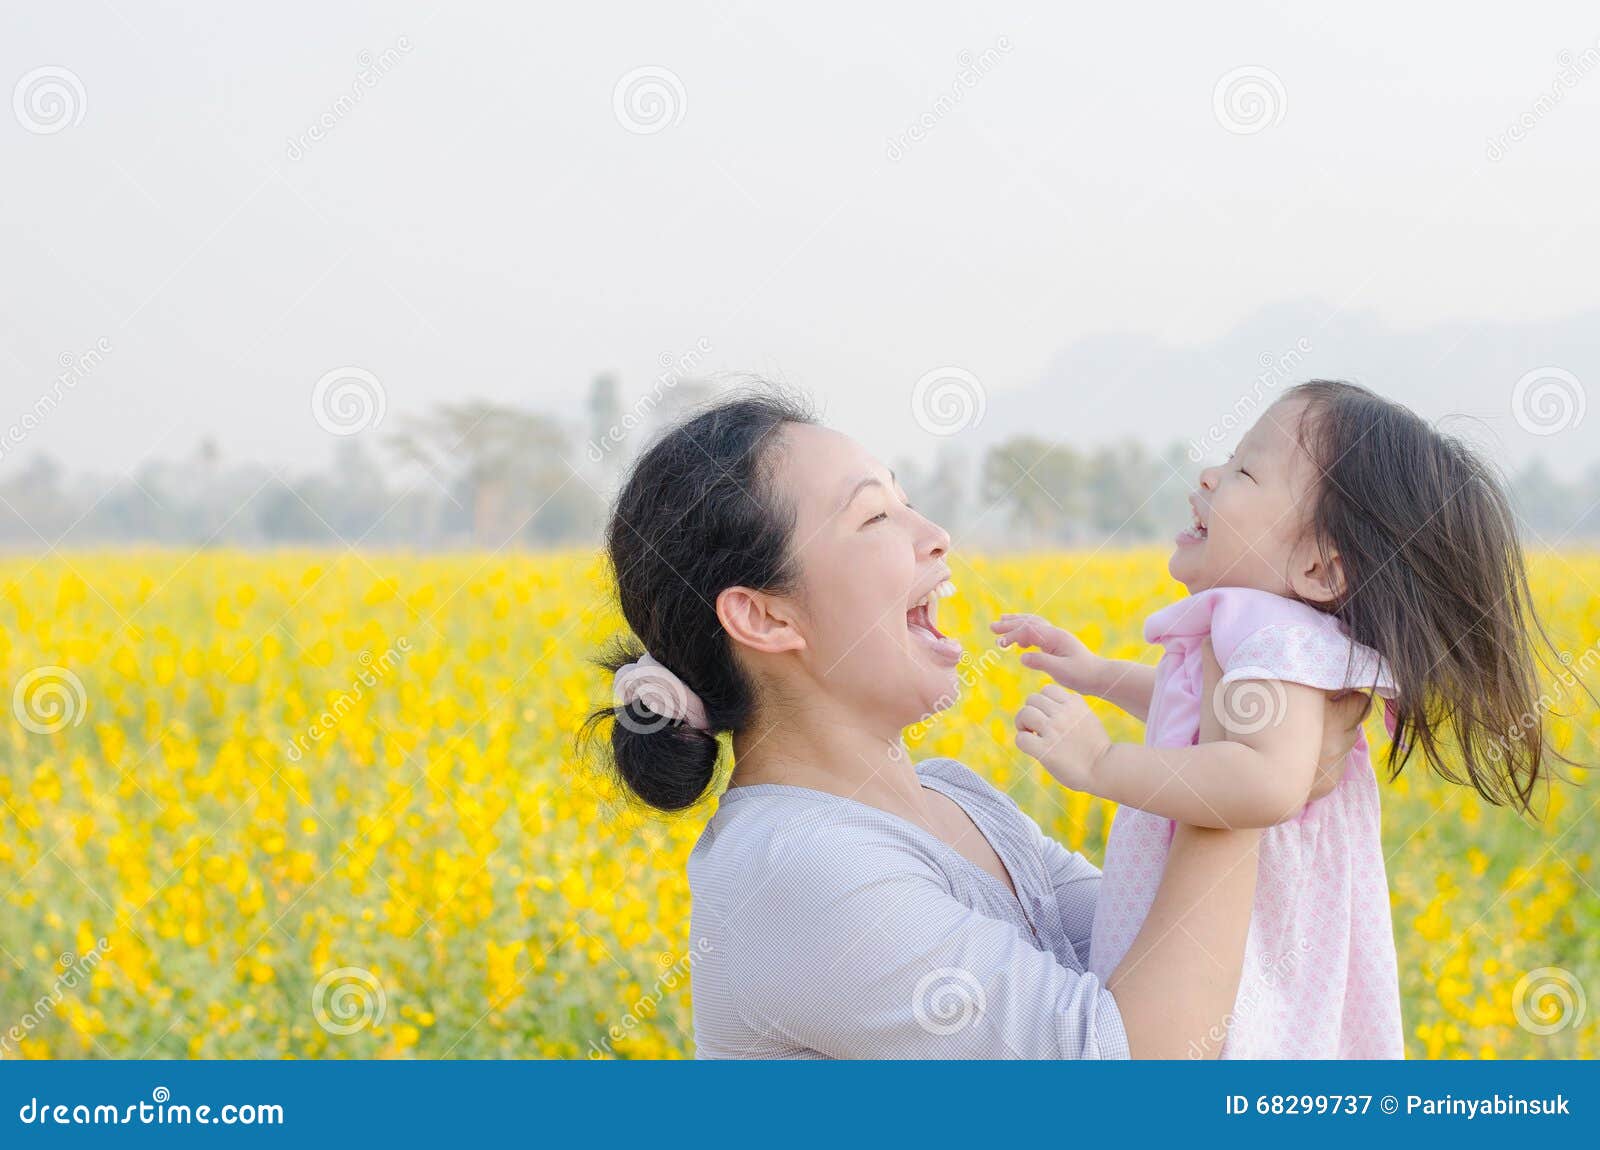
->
[1294, 546, 1347, 605]
[716, 586, 807, 655]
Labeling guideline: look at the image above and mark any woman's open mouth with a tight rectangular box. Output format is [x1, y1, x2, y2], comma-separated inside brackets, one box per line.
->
[907, 580, 962, 664]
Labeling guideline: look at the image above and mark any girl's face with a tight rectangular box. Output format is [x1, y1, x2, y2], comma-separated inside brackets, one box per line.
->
[760, 422, 964, 732]
[1170, 398, 1330, 597]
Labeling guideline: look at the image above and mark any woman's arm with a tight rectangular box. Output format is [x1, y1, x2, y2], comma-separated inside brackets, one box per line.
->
[1105, 822, 1260, 1058]
[727, 827, 1130, 1059]
[1105, 639, 1257, 1058]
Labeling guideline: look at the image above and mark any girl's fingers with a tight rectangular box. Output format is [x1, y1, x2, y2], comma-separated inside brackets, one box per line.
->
[1040, 683, 1073, 704]
[1015, 704, 1047, 734]
[1015, 728, 1046, 759]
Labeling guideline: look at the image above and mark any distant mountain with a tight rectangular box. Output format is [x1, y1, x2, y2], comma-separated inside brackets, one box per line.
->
[979, 299, 1597, 480]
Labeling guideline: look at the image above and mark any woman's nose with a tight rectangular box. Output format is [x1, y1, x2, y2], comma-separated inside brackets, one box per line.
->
[920, 514, 951, 558]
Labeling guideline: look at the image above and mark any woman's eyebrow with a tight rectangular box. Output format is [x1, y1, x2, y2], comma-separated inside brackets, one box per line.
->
[839, 469, 896, 512]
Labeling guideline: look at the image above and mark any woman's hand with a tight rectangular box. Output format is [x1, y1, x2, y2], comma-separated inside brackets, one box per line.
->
[992, 613, 1106, 695]
[1309, 690, 1371, 800]
[1014, 684, 1112, 793]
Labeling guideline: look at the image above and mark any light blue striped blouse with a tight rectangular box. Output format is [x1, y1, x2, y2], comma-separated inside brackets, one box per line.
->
[687, 757, 1131, 1059]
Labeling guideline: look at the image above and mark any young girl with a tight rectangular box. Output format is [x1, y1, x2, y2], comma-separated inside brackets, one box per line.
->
[993, 380, 1568, 1059]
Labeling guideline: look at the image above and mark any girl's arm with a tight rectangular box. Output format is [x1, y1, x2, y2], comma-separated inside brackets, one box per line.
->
[992, 613, 1156, 720]
[1016, 677, 1327, 829]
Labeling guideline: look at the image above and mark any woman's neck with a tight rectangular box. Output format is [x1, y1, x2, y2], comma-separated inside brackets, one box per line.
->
[728, 702, 934, 821]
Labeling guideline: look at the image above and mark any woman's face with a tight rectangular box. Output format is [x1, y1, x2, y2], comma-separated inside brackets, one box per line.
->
[762, 422, 963, 733]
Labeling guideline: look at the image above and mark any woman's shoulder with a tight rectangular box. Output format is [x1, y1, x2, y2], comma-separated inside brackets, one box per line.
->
[914, 756, 1023, 817]
[689, 778, 938, 904]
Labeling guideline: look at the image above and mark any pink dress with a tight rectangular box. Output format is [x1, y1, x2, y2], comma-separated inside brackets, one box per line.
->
[1086, 588, 1405, 1059]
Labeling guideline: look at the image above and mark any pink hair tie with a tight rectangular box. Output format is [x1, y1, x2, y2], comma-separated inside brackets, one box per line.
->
[612, 652, 711, 732]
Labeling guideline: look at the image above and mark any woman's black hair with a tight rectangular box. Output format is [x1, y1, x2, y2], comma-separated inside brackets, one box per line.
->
[580, 387, 816, 812]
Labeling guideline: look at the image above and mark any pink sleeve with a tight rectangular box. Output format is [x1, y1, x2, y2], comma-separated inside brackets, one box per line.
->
[1219, 622, 1397, 696]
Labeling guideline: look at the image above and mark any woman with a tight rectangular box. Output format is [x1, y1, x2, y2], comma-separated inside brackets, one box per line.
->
[587, 390, 1364, 1058]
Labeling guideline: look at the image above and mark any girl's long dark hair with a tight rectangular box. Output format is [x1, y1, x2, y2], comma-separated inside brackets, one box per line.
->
[579, 388, 814, 812]
[1285, 380, 1585, 813]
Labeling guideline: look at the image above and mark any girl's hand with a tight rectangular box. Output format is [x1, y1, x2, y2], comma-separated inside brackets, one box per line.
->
[992, 613, 1105, 695]
[1014, 684, 1112, 793]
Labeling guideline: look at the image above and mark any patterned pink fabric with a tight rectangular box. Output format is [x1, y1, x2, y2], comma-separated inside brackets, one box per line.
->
[1086, 588, 1406, 1059]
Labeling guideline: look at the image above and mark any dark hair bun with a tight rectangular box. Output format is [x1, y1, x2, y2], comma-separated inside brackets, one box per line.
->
[578, 387, 815, 814]
[610, 703, 720, 812]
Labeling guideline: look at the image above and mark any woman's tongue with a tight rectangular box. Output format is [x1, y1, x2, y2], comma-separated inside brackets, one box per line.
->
[907, 602, 962, 663]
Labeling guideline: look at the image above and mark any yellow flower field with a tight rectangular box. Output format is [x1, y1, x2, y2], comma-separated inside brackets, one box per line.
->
[1, 549, 1595, 1059]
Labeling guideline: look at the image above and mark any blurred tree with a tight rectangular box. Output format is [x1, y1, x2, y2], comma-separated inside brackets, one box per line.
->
[388, 401, 599, 548]
[981, 437, 1086, 543]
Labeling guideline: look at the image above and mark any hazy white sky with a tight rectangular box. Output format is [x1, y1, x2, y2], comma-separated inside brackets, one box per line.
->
[4, 1, 1598, 476]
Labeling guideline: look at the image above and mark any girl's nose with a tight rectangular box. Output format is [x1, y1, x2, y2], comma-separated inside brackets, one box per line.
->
[1198, 465, 1221, 491]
